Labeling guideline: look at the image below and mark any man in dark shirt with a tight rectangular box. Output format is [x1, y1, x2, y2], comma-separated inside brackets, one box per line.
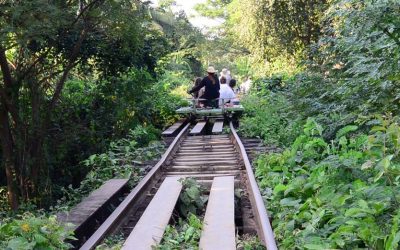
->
[188, 66, 220, 108]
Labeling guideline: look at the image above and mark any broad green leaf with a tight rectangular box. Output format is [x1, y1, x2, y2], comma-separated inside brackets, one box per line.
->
[273, 184, 287, 194]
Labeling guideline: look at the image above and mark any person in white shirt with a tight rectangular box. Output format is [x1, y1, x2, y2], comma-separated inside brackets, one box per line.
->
[219, 76, 236, 106]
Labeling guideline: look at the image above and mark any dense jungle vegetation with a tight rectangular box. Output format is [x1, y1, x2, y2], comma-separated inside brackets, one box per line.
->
[1, 0, 400, 249]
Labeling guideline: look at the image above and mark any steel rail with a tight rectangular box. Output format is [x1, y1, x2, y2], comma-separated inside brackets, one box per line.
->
[230, 122, 278, 250]
[80, 123, 190, 250]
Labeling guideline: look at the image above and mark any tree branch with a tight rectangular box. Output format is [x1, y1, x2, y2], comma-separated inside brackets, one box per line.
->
[0, 47, 14, 88]
[382, 27, 400, 47]
[0, 47, 23, 127]
[0, 88, 22, 129]
[71, 0, 105, 27]
[16, 49, 51, 85]
[48, 28, 87, 112]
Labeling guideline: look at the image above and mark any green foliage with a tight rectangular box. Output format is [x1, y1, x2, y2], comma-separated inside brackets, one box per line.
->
[155, 213, 203, 250]
[237, 235, 266, 250]
[194, 0, 328, 76]
[289, 0, 400, 122]
[56, 125, 165, 210]
[155, 179, 207, 249]
[0, 213, 75, 249]
[178, 178, 208, 218]
[38, 66, 185, 207]
[0, 0, 192, 209]
[239, 94, 301, 147]
[256, 117, 400, 249]
[0, 187, 8, 217]
[229, 0, 329, 57]
[96, 233, 124, 250]
[194, 0, 231, 19]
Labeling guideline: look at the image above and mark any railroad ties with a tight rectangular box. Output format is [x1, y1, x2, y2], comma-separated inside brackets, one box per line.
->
[58, 179, 129, 247]
[166, 134, 242, 181]
[212, 120, 224, 134]
[161, 119, 186, 137]
[199, 176, 236, 250]
[78, 120, 277, 250]
[122, 177, 182, 249]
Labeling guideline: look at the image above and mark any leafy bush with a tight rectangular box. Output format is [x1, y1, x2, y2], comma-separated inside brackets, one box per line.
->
[178, 178, 208, 218]
[96, 233, 124, 250]
[0, 213, 75, 249]
[256, 117, 400, 249]
[57, 125, 165, 210]
[239, 94, 301, 147]
[237, 234, 266, 250]
[0, 187, 8, 218]
[155, 213, 203, 250]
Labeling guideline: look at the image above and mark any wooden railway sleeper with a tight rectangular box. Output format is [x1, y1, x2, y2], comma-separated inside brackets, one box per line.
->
[202, 144, 213, 151]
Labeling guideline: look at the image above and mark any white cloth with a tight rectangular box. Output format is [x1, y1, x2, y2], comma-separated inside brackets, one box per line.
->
[219, 84, 236, 106]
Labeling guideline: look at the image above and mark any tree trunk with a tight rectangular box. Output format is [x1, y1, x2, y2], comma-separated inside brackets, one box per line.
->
[0, 102, 19, 210]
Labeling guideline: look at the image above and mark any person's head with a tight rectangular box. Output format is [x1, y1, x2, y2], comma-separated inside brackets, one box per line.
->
[194, 77, 202, 87]
[221, 68, 228, 76]
[207, 66, 217, 76]
[220, 76, 227, 84]
[229, 79, 237, 88]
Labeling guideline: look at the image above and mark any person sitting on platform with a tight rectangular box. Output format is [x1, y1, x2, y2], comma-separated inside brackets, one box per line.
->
[229, 79, 240, 105]
[192, 77, 205, 107]
[229, 79, 237, 92]
[188, 66, 220, 108]
[219, 76, 236, 106]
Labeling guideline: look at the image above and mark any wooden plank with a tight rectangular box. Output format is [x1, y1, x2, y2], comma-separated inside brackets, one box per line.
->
[212, 121, 224, 134]
[199, 176, 236, 250]
[186, 135, 229, 138]
[166, 170, 241, 175]
[121, 177, 182, 250]
[189, 121, 207, 135]
[225, 105, 245, 112]
[196, 109, 223, 115]
[176, 107, 194, 114]
[173, 160, 238, 166]
[175, 106, 244, 115]
[178, 149, 234, 154]
[58, 179, 129, 230]
[180, 143, 234, 149]
[176, 152, 236, 157]
[182, 141, 230, 146]
[165, 174, 238, 179]
[174, 157, 237, 162]
[169, 166, 239, 172]
[162, 121, 184, 136]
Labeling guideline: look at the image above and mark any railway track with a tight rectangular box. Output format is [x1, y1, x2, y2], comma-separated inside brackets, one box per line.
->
[78, 121, 277, 250]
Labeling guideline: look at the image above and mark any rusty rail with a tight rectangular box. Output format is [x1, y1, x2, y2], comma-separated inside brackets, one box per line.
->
[230, 122, 278, 250]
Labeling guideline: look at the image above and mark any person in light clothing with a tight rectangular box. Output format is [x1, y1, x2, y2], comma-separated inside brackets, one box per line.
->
[219, 76, 236, 106]
[241, 76, 252, 94]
